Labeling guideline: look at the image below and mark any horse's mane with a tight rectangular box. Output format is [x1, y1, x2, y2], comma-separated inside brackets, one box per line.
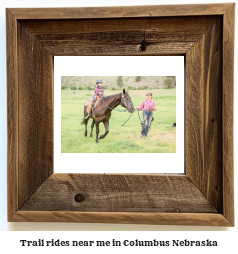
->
[104, 91, 129, 101]
[103, 93, 121, 100]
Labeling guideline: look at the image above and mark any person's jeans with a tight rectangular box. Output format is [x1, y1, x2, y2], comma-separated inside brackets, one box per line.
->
[141, 111, 153, 137]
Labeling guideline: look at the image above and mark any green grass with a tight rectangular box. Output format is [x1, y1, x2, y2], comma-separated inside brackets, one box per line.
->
[61, 89, 176, 153]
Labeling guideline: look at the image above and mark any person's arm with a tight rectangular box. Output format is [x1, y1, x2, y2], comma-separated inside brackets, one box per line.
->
[137, 101, 144, 110]
[152, 101, 156, 111]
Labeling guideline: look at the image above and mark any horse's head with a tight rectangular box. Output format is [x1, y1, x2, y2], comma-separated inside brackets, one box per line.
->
[121, 89, 134, 113]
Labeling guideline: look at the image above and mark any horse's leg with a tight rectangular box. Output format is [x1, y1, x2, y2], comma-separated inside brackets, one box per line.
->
[90, 119, 95, 138]
[95, 119, 100, 143]
[83, 105, 89, 137]
[84, 118, 88, 137]
[99, 121, 109, 139]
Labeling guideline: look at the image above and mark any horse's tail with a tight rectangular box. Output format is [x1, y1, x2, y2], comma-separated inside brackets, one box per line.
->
[81, 105, 90, 125]
[81, 118, 86, 125]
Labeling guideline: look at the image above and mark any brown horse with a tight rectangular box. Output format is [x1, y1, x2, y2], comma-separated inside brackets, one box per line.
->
[81, 89, 134, 143]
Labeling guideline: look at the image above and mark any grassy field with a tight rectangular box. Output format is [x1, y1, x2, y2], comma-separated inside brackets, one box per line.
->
[61, 89, 176, 153]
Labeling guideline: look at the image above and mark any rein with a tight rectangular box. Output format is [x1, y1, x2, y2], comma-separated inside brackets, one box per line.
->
[101, 93, 153, 126]
[121, 110, 134, 126]
[121, 108, 153, 126]
[137, 107, 153, 123]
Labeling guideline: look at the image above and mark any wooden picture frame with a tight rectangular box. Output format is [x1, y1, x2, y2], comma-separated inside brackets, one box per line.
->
[7, 3, 234, 226]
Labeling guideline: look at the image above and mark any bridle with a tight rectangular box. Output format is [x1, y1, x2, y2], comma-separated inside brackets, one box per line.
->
[121, 93, 133, 108]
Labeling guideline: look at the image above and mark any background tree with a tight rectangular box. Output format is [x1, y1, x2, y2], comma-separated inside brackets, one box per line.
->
[117, 76, 123, 88]
[164, 76, 176, 89]
[135, 76, 142, 82]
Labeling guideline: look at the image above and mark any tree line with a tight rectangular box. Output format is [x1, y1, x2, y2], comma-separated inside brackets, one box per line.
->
[61, 76, 176, 90]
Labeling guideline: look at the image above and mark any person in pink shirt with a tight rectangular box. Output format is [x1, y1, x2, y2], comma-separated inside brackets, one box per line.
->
[136, 93, 156, 137]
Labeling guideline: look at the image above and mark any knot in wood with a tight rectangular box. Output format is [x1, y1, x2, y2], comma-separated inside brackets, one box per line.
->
[74, 193, 85, 202]
[140, 40, 148, 52]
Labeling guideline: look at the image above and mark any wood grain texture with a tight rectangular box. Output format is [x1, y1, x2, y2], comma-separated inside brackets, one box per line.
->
[20, 16, 218, 34]
[19, 17, 218, 56]
[222, 4, 235, 226]
[8, 4, 233, 19]
[186, 18, 223, 212]
[17, 23, 54, 208]
[6, 9, 18, 221]
[12, 211, 232, 226]
[37, 41, 193, 56]
[20, 174, 217, 213]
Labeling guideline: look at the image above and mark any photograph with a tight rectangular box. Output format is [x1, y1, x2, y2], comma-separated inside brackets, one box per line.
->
[61, 76, 176, 153]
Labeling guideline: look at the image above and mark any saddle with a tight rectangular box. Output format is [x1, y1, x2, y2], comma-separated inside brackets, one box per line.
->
[92, 94, 103, 108]
[84, 95, 103, 119]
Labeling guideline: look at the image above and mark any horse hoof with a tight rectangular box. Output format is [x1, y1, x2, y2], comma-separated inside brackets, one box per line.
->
[90, 136, 93, 138]
[84, 134, 87, 137]
[96, 140, 99, 143]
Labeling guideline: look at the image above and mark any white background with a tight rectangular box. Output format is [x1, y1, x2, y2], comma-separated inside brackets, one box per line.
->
[0, 0, 237, 252]
[55, 56, 184, 173]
